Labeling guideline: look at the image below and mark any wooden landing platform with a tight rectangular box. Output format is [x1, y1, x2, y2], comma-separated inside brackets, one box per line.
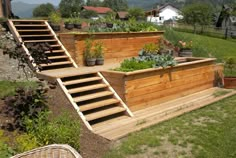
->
[94, 87, 236, 140]
[36, 62, 120, 82]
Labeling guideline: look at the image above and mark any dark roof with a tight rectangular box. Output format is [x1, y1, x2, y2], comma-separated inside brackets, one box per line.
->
[82, 6, 113, 14]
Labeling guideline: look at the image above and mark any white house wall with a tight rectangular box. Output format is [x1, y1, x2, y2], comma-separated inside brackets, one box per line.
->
[159, 6, 181, 21]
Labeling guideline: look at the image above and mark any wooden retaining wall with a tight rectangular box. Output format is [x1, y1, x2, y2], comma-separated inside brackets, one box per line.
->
[59, 32, 164, 66]
[102, 58, 219, 111]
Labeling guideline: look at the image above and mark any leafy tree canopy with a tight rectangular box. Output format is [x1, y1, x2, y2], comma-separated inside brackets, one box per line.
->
[33, 3, 55, 17]
[59, 0, 85, 18]
[87, 0, 103, 7]
[103, 0, 128, 12]
[181, 3, 213, 32]
[128, 7, 145, 20]
[81, 10, 98, 19]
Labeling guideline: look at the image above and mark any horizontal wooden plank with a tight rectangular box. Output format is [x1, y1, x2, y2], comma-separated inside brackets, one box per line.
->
[68, 84, 107, 94]
[63, 77, 102, 86]
[73, 91, 113, 102]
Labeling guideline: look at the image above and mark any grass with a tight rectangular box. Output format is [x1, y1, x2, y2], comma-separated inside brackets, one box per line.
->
[104, 94, 236, 158]
[164, 29, 236, 76]
[165, 30, 236, 61]
[0, 80, 37, 98]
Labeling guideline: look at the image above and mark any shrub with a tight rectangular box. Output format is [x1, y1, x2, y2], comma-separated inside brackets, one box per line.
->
[15, 133, 39, 153]
[0, 130, 15, 157]
[24, 112, 81, 151]
[3, 84, 48, 131]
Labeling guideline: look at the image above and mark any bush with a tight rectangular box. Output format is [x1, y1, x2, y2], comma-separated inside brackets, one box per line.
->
[15, 134, 39, 153]
[3, 84, 48, 131]
[0, 130, 15, 157]
[24, 112, 81, 151]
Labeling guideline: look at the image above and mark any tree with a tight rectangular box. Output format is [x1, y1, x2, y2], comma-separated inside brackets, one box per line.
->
[181, 3, 213, 33]
[59, 0, 84, 18]
[103, 0, 128, 12]
[128, 7, 145, 20]
[33, 3, 55, 17]
[81, 10, 98, 19]
[87, 0, 103, 6]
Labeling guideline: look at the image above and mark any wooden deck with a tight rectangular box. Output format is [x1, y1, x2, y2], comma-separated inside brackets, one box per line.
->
[94, 87, 236, 140]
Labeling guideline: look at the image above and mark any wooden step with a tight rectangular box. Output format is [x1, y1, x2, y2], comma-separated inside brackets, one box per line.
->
[21, 34, 53, 37]
[15, 24, 47, 27]
[73, 91, 114, 103]
[17, 29, 50, 32]
[48, 56, 68, 60]
[40, 61, 72, 67]
[12, 19, 46, 22]
[80, 98, 120, 112]
[85, 107, 126, 121]
[63, 77, 102, 86]
[68, 84, 108, 94]
[24, 39, 57, 43]
[50, 44, 61, 48]
[45, 50, 64, 53]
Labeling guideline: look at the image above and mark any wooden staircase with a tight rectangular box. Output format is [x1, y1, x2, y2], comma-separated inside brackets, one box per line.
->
[7, 19, 77, 72]
[57, 72, 133, 130]
[7, 19, 133, 132]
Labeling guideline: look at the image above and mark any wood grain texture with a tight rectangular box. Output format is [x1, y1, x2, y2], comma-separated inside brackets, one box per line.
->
[102, 59, 218, 111]
[59, 32, 164, 66]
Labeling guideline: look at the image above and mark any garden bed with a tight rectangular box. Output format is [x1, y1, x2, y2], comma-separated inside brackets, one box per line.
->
[59, 31, 164, 66]
[102, 57, 221, 111]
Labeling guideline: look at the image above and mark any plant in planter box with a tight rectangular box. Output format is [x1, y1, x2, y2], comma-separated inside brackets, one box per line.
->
[177, 40, 193, 57]
[74, 18, 82, 29]
[142, 43, 160, 55]
[64, 18, 74, 30]
[48, 12, 61, 31]
[224, 57, 236, 88]
[94, 41, 104, 65]
[84, 38, 96, 66]
[105, 11, 116, 28]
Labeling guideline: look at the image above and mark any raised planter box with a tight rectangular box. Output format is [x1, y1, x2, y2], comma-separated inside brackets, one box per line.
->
[102, 58, 222, 111]
[59, 31, 164, 66]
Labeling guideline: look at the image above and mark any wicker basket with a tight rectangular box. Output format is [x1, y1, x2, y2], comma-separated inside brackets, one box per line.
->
[11, 144, 82, 158]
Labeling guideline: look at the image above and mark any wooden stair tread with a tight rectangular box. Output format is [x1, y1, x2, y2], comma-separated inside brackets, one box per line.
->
[50, 44, 61, 47]
[85, 107, 126, 121]
[15, 24, 47, 27]
[73, 91, 114, 102]
[68, 84, 108, 94]
[17, 29, 50, 32]
[21, 34, 53, 37]
[12, 19, 46, 22]
[24, 39, 57, 43]
[45, 50, 64, 53]
[48, 56, 68, 60]
[63, 77, 102, 86]
[80, 98, 120, 112]
[40, 61, 72, 67]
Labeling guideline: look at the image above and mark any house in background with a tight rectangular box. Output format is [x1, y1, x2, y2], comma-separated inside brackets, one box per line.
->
[0, 0, 12, 18]
[116, 11, 128, 20]
[146, 4, 182, 25]
[216, 4, 236, 38]
[81, 6, 113, 19]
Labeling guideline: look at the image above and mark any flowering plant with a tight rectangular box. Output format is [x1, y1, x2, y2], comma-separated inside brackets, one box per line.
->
[177, 40, 193, 50]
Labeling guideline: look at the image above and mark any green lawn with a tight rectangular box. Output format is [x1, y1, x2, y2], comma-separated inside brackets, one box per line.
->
[165, 30, 236, 60]
[104, 94, 236, 158]
[164, 30, 236, 76]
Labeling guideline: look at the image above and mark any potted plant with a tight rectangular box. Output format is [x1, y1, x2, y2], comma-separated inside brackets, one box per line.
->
[64, 18, 74, 30]
[74, 18, 82, 29]
[177, 40, 193, 57]
[48, 12, 61, 31]
[84, 38, 96, 66]
[224, 57, 236, 88]
[94, 41, 104, 65]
